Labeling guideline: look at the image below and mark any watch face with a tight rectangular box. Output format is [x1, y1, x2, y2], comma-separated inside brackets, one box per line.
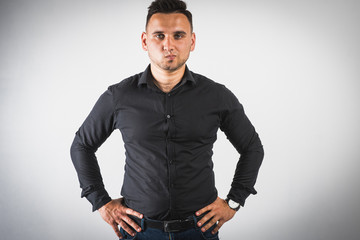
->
[229, 199, 240, 209]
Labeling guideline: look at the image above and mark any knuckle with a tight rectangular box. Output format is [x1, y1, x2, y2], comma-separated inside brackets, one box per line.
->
[128, 220, 137, 228]
[120, 222, 132, 232]
[119, 221, 126, 228]
[121, 225, 131, 233]
[115, 217, 123, 224]
[122, 216, 130, 223]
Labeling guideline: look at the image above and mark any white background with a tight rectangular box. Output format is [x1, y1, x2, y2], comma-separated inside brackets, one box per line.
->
[1, 0, 359, 239]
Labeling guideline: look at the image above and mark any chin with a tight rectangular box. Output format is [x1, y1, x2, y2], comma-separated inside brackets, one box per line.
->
[159, 63, 178, 71]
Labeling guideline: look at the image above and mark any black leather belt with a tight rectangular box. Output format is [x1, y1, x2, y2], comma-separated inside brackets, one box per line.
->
[132, 216, 200, 233]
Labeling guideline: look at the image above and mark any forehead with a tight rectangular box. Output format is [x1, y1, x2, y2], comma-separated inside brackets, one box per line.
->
[147, 13, 191, 32]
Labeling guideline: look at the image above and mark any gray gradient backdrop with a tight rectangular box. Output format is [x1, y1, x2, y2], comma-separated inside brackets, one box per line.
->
[1, 0, 359, 239]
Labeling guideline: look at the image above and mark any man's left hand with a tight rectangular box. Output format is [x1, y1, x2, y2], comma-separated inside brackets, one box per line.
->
[195, 197, 236, 234]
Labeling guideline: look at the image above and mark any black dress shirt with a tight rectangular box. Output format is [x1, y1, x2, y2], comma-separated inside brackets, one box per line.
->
[70, 65, 264, 220]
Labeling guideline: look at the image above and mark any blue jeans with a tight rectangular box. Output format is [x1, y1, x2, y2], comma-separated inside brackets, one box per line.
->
[119, 216, 219, 240]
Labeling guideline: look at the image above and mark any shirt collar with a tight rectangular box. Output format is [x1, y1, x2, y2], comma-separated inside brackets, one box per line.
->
[137, 64, 197, 87]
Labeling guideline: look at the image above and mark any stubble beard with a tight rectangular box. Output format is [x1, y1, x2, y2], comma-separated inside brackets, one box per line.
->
[149, 53, 190, 72]
[160, 59, 186, 72]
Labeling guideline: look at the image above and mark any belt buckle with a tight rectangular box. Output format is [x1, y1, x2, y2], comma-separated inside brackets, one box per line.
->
[163, 219, 182, 233]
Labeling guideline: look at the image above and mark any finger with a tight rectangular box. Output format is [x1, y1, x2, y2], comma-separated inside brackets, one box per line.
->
[110, 222, 123, 239]
[119, 221, 136, 237]
[123, 216, 142, 232]
[212, 220, 224, 234]
[197, 211, 214, 227]
[196, 205, 211, 217]
[113, 214, 124, 226]
[201, 217, 218, 232]
[126, 208, 144, 219]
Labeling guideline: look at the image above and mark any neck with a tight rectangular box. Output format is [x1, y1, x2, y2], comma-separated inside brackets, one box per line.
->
[150, 64, 186, 93]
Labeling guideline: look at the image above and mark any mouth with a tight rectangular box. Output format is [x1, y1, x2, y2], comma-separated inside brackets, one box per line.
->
[165, 55, 176, 60]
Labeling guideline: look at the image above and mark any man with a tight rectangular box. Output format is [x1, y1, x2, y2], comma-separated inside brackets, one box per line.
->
[70, 0, 264, 239]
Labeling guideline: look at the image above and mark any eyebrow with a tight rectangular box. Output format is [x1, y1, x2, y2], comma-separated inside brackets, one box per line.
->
[174, 31, 187, 35]
[151, 31, 187, 35]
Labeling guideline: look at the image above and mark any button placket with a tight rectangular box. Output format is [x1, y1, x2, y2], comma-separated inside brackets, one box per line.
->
[165, 91, 177, 213]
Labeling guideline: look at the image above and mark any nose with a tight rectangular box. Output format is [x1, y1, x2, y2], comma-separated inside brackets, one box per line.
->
[163, 36, 174, 52]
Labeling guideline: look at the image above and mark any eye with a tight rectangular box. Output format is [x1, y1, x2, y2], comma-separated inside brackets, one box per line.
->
[174, 33, 184, 40]
[155, 34, 165, 40]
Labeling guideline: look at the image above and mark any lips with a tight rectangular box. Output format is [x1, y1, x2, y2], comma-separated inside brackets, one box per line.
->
[165, 55, 176, 60]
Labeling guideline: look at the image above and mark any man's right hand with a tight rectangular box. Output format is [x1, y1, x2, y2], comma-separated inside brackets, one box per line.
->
[98, 198, 143, 238]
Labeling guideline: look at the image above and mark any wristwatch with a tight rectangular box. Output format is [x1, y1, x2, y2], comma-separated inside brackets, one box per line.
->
[225, 198, 241, 211]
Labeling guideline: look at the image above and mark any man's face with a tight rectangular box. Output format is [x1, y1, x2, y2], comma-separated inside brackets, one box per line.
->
[142, 13, 196, 72]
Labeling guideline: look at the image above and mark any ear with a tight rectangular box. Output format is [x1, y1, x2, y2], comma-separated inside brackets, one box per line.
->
[141, 32, 148, 51]
[190, 32, 196, 52]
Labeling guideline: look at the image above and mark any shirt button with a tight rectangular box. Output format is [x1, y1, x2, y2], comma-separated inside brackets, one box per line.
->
[167, 115, 171, 119]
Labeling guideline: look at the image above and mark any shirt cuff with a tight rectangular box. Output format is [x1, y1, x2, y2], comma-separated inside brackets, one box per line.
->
[81, 185, 112, 211]
[227, 185, 257, 207]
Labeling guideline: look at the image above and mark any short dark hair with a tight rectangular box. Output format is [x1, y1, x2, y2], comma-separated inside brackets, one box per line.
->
[146, 0, 193, 31]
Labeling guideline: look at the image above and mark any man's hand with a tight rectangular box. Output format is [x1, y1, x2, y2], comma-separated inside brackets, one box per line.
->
[98, 198, 143, 238]
[195, 197, 236, 234]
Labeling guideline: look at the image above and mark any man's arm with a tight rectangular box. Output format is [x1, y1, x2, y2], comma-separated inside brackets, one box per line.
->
[197, 86, 264, 233]
[220, 87, 264, 206]
[70, 87, 142, 238]
[70, 88, 116, 211]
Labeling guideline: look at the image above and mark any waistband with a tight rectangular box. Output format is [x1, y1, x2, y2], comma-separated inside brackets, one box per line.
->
[131, 214, 203, 233]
